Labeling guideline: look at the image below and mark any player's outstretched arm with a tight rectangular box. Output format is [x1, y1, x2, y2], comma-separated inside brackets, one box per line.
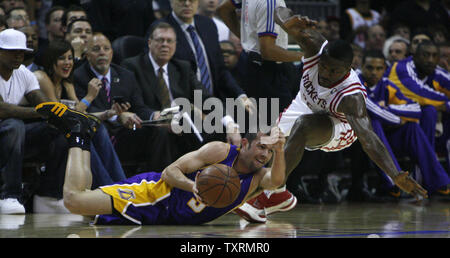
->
[161, 142, 230, 193]
[274, 6, 326, 58]
[258, 127, 286, 191]
[338, 94, 428, 200]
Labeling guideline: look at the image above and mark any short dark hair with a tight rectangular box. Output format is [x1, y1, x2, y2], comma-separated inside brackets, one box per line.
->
[415, 40, 437, 55]
[322, 39, 353, 65]
[45, 6, 65, 25]
[362, 50, 385, 65]
[243, 130, 270, 146]
[61, 5, 86, 27]
[148, 21, 175, 40]
[411, 27, 433, 41]
[65, 17, 90, 35]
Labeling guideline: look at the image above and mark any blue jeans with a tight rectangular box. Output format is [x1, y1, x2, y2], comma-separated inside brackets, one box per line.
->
[0, 119, 68, 199]
[89, 123, 126, 188]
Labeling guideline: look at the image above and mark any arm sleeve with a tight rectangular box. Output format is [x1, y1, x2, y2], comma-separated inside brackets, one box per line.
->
[256, 0, 278, 38]
[24, 68, 41, 94]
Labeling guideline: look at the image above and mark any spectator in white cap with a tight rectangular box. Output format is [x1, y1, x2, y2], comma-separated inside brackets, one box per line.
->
[0, 29, 69, 214]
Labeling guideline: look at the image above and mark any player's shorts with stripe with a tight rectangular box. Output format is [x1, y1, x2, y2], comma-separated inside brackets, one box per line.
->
[278, 98, 356, 152]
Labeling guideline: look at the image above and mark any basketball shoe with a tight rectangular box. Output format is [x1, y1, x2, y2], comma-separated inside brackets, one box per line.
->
[35, 102, 100, 140]
[234, 197, 267, 223]
[234, 187, 297, 223]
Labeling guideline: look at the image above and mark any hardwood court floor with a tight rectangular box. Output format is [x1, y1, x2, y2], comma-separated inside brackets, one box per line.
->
[1, 200, 449, 238]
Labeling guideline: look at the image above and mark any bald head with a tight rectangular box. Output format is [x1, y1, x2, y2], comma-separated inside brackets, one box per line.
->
[86, 33, 113, 75]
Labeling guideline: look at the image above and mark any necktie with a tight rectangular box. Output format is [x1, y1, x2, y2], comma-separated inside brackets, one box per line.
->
[186, 25, 212, 94]
[158, 67, 172, 109]
[101, 76, 110, 103]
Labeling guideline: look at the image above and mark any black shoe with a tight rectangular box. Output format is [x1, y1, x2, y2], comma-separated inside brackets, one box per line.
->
[35, 102, 99, 139]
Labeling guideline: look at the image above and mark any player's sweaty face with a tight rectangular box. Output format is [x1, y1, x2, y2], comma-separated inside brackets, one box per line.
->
[317, 55, 350, 88]
[247, 140, 273, 171]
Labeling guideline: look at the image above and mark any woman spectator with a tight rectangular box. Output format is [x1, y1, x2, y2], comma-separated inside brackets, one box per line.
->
[33, 40, 127, 211]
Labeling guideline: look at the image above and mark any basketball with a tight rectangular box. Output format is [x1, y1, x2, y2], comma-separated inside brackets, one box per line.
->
[196, 163, 241, 208]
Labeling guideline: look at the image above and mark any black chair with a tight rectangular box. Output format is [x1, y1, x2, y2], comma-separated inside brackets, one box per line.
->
[112, 35, 146, 64]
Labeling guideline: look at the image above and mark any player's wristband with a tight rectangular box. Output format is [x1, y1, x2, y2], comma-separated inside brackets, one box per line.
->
[81, 98, 91, 107]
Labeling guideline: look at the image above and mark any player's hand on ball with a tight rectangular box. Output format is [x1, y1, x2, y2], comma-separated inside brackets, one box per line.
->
[393, 171, 428, 201]
[193, 172, 208, 206]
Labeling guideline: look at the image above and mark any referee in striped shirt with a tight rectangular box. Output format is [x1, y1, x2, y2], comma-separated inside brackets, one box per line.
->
[218, 0, 303, 122]
[218, 0, 302, 222]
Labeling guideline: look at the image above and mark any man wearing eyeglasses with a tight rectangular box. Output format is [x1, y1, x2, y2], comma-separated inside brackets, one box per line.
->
[123, 22, 243, 160]
[146, 0, 251, 147]
[73, 32, 176, 173]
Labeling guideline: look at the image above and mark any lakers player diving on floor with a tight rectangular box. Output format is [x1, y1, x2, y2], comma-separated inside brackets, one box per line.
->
[236, 6, 429, 221]
[36, 102, 285, 225]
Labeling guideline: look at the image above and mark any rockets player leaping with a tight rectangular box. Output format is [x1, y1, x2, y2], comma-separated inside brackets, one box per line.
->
[275, 7, 428, 199]
[237, 7, 428, 221]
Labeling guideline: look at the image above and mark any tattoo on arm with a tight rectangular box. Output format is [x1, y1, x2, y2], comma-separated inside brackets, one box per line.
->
[338, 94, 399, 179]
[26, 89, 50, 106]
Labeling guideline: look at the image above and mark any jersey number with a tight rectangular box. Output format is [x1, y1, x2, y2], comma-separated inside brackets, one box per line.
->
[187, 198, 206, 213]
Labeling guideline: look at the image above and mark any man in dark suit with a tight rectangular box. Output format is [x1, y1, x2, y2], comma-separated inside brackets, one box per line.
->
[146, 0, 254, 112]
[123, 22, 242, 153]
[73, 32, 175, 173]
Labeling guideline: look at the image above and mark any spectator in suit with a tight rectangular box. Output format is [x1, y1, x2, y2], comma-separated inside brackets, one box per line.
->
[0, 29, 67, 214]
[122, 22, 241, 155]
[148, 0, 254, 115]
[33, 40, 127, 194]
[73, 32, 177, 173]
[197, 0, 230, 42]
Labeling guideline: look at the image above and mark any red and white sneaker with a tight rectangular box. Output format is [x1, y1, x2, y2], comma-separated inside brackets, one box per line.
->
[264, 189, 297, 215]
[234, 187, 297, 223]
[233, 196, 267, 223]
